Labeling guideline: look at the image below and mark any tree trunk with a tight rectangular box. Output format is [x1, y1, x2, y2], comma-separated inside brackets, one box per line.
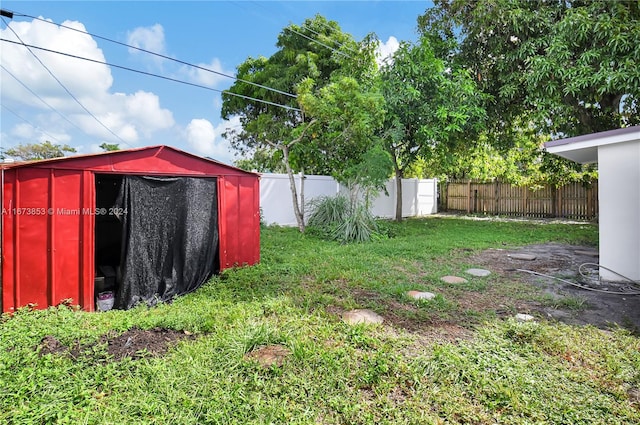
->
[281, 145, 305, 232]
[393, 159, 404, 222]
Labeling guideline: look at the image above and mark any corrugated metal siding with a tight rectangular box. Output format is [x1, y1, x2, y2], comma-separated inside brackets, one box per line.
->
[1, 146, 260, 313]
[2, 168, 95, 311]
[218, 175, 260, 269]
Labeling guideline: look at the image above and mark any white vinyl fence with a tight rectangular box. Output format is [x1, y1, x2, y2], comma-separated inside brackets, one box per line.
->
[260, 173, 438, 226]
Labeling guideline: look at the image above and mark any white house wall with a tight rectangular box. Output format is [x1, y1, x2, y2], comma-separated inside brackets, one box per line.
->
[260, 173, 438, 226]
[598, 141, 640, 281]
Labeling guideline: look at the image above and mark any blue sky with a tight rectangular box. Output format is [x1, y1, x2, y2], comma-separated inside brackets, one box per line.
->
[1, 1, 432, 165]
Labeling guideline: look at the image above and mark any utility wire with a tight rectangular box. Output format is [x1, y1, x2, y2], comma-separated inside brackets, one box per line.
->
[299, 22, 358, 54]
[8, 10, 298, 99]
[284, 26, 350, 58]
[1, 17, 131, 146]
[1, 64, 90, 135]
[0, 38, 302, 113]
[1, 103, 63, 145]
[237, 0, 353, 57]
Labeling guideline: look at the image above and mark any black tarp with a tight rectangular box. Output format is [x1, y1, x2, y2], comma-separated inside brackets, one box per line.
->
[114, 176, 219, 310]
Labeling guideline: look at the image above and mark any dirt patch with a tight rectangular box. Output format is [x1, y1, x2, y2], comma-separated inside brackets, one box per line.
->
[106, 327, 195, 360]
[339, 289, 474, 340]
[469, 243, 640, 332]
[329, 243, 640, 337]
[38, 327, 196, 361]
[245, 344, 291, 367]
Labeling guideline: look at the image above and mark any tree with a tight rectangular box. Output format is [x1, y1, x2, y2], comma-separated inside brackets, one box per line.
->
[408, 125, 597, 188]
[5, 141, 76, 161]
[419, 0, 640, 139]
[99, 143, 120, 152]
[222, 15, 383, 232]
[297, 76, 389, 200]
[380, 39, 486, 220]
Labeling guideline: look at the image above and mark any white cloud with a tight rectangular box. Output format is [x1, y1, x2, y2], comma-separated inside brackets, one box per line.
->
[11, 123, 38, 140]
[181, 58, 234, 88]
[0, 18, 175, 147]
[1, 18, 113, 105]
[124, 91, 175, 137]
[376, 36, 400, 67]
[127, 24, 166, 56]
[9, 122, 71, 145]
[73, 143, 105, 155]
[184, 116, 239, 163]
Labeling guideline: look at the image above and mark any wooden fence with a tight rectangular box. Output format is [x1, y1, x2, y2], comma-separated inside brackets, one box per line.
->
[439, 180, 598, 220]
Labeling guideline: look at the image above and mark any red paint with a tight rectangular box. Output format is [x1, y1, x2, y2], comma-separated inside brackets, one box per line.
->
[1, 146, 260, 312]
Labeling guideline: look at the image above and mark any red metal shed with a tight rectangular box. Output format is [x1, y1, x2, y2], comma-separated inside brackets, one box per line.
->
[1, 145, 260, 312]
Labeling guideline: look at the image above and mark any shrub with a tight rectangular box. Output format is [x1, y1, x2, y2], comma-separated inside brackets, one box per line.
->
[306, 195, 381, 243]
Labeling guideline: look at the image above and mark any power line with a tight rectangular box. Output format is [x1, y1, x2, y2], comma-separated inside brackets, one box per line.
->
[235, 2, 354, 58]
[0, 38, 302, 113]
[1, 64, 94, 135]
[9, 10, 298, 100]
[1, 103, 63, 145]
[299, 22, 358, 55]
[284, 26, 351, 58]
[1, 17, 131, 146]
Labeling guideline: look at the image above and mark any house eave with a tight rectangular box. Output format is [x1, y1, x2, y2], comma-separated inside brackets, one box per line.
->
[544, 126, 640, 164]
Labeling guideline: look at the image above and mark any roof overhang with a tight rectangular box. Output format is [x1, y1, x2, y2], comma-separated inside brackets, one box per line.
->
[544, 126, 640, 164]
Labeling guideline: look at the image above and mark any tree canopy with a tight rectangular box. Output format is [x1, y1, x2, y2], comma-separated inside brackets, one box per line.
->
[419, 0, 640, 139]
[4, 141, 76, 161]
[379, 38, 486, 219]
[222, 15, 386, 231]
[99, 143, 120, 152]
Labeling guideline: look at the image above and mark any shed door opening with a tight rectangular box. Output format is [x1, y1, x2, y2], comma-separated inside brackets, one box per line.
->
[95, 174, 124, 298]
[95, 174, 219, 310]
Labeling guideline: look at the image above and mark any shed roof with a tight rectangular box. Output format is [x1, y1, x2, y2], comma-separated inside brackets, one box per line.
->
[544, 126, 640, 164]
[0, 145, 257, 177]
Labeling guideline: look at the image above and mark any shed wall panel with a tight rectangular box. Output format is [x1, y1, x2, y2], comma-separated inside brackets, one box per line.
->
[2, 171, 16, 311]
[219, 176, 260, 269]
[14, 169, 50, 309]
[50, 170, 83, 306]
[1, 169, 95, 311]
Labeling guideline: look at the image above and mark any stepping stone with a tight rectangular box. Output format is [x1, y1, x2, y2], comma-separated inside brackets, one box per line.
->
[515, 313, 535, 322]
[407, 290, 436, 301]
[441, 275, 468, 284]
[342, 309, 384, 325]
[465, 268, 491, 277]
[508, 253, 537, 261]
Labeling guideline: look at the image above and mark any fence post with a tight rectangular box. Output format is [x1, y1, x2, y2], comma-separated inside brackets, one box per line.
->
[557, 186, 563, 218]
[494, 180, 499, 215]
[467, 180, 472, 213]
[439, 180, 447, 212]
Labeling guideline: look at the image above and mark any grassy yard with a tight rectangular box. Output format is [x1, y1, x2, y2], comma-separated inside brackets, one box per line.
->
[2, 216, 639, 424]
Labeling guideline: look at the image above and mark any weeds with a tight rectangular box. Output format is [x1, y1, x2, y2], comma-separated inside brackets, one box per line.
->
[3, 217, 637, 424]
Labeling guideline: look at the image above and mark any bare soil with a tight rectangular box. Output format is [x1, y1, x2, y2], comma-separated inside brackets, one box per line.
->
[469, 243, 640, 333]
[39, 327, 195, 360]
[338, 242, 640, 339]
[244, 344, 292, 367]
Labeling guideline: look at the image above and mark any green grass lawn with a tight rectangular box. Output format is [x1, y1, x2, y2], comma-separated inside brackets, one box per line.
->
[2, 216, 639, 424]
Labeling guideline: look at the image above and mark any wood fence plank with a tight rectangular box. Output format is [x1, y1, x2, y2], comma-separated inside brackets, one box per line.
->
[443, 180, 598, 220]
